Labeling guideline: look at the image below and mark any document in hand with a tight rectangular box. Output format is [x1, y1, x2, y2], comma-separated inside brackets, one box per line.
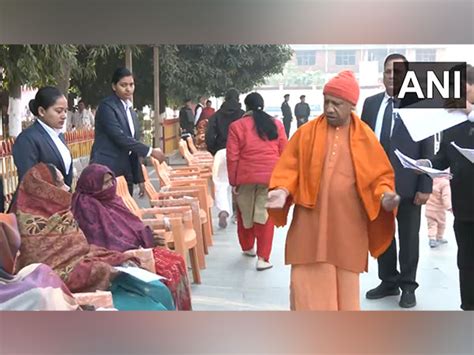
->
[396, 109, 467, 142]
[451, 142, 474, 163]
[394, 149, 453, 179]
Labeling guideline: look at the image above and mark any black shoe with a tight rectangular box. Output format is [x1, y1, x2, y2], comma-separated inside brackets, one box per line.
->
[366, 284, 400, 300]
[399, 291, 417, 308]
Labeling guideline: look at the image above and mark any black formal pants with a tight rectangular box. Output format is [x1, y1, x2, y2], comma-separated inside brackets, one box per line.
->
[122, 172, 134, 196]
[377, 198, 421, 292]
[283, 117, 292, 138]
[454, 220, 474, 311]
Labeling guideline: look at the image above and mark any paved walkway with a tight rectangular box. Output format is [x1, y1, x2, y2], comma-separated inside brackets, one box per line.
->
[140, 158, 461, 311]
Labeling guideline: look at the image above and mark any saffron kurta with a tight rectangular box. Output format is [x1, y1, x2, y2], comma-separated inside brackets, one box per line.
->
[287, 122, 369, 273]
[268, 113, 396, 310]
[268, 113, 397, 266]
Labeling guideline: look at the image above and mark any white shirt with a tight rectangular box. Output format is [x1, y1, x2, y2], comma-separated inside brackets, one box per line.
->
[120, 99, 135, 137]
[120, 99, 152, 157]
[37, 119, 72, 174]
[374, 93, 396, 140]
[71, 109, 94, 129]
[468, 110, 474, 122]
[194, 105, 203, 124]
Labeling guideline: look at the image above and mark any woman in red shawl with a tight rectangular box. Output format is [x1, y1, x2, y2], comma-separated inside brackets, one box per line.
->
[195, 100, 215, 150]
[14, 163, 132, 292]
[71, 163, 192, 310]
[15, 163, 175, 311]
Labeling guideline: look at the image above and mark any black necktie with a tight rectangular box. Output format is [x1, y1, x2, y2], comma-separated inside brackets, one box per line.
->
[380, 98, 393, 155]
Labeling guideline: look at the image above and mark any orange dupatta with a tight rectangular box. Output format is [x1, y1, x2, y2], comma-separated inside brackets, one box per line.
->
[268, 113, 396, 258]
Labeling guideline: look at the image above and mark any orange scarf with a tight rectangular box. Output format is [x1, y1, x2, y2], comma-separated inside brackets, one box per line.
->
[268, 113, 396, 258]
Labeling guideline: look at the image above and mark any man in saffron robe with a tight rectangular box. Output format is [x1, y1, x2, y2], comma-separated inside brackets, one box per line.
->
[266, 70, 400, 311]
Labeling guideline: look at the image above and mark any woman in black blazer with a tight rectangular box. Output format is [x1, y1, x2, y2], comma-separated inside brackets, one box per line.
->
[12, 86, 73, 188]
[90, 67, 165, 196]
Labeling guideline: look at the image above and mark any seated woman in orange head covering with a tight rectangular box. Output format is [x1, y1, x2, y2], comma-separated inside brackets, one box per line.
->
[266, 70, 400, 311]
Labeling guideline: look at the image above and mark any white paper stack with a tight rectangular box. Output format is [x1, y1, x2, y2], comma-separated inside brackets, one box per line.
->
[114, 266, 167, 282]
[394, 149, 453, 179]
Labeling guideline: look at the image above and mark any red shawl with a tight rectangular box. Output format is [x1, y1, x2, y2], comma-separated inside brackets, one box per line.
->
[15, 163, 133, 292]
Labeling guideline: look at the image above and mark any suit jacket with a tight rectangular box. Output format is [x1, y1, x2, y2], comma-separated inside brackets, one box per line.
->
[179, 106, 195, 134]
[361, 92, 433, 199]
[12, 120, 73, 187]
[281, 101, 292, 120]
[430, 121, 474, 221]
[294, 102, 310, 119]
[90, 94, 149, 184]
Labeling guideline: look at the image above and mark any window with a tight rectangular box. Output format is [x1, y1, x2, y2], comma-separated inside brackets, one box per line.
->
[335, 50, 356, 66]
[296, 50, 316, 66]
[416, 49, 436, 61]
[368, 49, 389, 71]
[368, 48, 407, 71]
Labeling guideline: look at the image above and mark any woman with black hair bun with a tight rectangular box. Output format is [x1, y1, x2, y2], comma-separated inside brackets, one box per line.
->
[12, 86, 73, 189]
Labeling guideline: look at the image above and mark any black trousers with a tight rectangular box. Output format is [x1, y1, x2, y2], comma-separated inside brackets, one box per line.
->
[122, 172, 134, 196]
[283, 117, 292, 138]
[454, 220, 474, 311]
[377, 198, 421, 292]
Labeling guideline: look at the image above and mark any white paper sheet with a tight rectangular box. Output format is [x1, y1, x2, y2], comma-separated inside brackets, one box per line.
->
[394, 149, 453, 179]
[114, 266, 167, 282]
[396, 108, 467, 142]
[451, 142, 474, 163]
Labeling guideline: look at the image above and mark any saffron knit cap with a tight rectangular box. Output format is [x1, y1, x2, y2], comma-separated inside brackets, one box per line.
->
[323, 70, 360, 105]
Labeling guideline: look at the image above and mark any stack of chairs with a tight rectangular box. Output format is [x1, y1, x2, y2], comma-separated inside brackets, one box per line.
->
[178, 140, 213, 170]
[115, 176, 202, 284]
[0, 138, 18, 209]
[150, 157, 214, 246]
[116, 134, 217, 286]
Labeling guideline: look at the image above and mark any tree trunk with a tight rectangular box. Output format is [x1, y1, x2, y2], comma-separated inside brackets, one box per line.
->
[153, 46, 163, 150]
[8, 83, 22, 138]
[55, 59, 71, 96]
[125, 46, 133, 72]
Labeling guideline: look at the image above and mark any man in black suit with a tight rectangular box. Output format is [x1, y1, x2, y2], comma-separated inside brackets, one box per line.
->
[361, 53, 434, 308]
[179, 98, 195, 135]
[281, 94, 292, 138]
[294, 95, 311, 128]
[418, 64, 474, 310]
[90, 67, 165, 196]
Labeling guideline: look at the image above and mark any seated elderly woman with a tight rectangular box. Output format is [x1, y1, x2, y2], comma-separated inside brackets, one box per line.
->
[13, 163, 174, 311]
[0, 213, 80, 310]
[71, 164, 192, 311]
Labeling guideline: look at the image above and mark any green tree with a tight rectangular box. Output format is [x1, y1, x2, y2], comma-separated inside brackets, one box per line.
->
[73, 45, 293, 111]
[0, 45, 78, 136]
[0, 44, 116, 136]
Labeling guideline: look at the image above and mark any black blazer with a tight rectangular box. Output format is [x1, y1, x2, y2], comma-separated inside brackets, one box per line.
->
[90, 94, 150, 184]
[361, 92, 434, 199]
[430, 121, 474, 221]
[12, 120, 73, 186]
